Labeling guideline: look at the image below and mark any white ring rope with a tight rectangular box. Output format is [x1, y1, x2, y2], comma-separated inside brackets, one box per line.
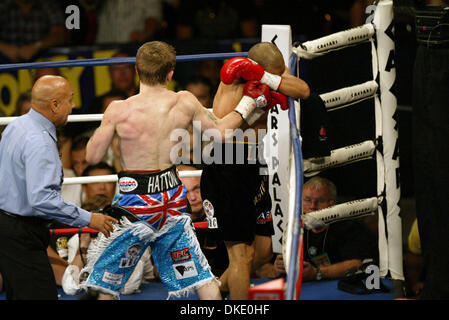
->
[0, 114, 103, 126]
[63, 170, 202, 185]
[319, 80, 379, 110]
[302, 197, 379, 230]
[0, 109, 214, 126]
[303, 140, 376, 177]
[293, 23, 376, 59]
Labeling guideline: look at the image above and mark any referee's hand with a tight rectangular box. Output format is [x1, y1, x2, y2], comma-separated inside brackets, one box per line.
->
[88, 212, 118, 237]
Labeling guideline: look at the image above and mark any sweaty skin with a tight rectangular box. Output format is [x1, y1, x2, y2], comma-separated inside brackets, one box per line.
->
[86, 81, 244, 171]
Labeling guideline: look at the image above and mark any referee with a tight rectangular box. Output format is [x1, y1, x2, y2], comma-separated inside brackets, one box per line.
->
[0, 75, 117, 300]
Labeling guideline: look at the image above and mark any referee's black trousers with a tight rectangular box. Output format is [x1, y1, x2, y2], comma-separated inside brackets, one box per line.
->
[0, 211, 58, 300]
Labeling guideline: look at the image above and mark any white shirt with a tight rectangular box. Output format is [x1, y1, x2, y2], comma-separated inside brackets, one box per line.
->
[96, 0, 163, 44]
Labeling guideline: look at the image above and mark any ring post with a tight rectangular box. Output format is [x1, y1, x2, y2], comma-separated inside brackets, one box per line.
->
[261, 25, 303, 300]
[373, 0, 404, 297]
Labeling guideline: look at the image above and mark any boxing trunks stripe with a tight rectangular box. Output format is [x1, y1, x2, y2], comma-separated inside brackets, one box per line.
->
[80, 166, 217, 299]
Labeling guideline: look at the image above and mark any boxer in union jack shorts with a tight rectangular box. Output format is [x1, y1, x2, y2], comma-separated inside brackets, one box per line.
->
[80, 41, 279, 299]
[80, 166, 215, 299]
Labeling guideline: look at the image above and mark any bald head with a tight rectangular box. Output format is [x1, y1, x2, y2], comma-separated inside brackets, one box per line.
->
[31, 75, 75, 126]
[32, 75, 69, 108]
[248, 42, 285, 75]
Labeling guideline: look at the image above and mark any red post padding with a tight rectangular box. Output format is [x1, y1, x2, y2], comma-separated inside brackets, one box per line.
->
[248, 278, 285, 300]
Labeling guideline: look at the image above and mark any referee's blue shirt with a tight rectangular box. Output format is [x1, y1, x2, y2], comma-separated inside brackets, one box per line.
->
[0, 108, 91, 227]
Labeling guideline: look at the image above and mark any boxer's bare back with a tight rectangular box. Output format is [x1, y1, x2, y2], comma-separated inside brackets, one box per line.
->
[86, 85, 243, 170]
[112, 88, 193, 171]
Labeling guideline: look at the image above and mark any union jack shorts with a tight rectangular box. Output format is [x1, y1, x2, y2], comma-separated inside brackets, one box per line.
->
[80, 168, 217, 299]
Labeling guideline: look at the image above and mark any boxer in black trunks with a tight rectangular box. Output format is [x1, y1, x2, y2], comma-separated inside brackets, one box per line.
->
[200, 42, 310, 299]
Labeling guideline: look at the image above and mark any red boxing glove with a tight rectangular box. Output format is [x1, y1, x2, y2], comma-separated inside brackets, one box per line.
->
[244, 89, 289, 125]
[269, 91, 289, 110]
[243, 80, 271, 109]
[234, 81, 271, 123]
[220, 57, 265, 84]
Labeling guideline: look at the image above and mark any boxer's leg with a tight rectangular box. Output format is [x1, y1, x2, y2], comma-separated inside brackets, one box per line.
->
[79, 217, 152, 298]
[252, 235, 274, 273]
[224, 241, 255, 300]
[150, 215, 219, 299]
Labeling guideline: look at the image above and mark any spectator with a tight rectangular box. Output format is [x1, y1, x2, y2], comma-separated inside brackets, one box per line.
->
[95, 0, 163, 44]
[197, 60, 222, 91]
[89, 52, 137, 114]
[184, 76, 213, 109]
[14, 91, 32, 116]
[107, 52, 139, 98]
[100, 89, 127, 113]
[177, 164, 229, 277]
[59, 135, 91, 207]
[272, 177, 377, 281]
[169, 0, 259, 39]
[177, 165, 204, 221]
[34, 67, 60, 82]
[81, 162, 117, 202]
[0, 0, 66, 62]
[193, 1, 239, 39]
[46, 236, 70, 286]
[63, 0, 102, 46]
[71, 136, 90, 177]
[235, 1, 261, 38]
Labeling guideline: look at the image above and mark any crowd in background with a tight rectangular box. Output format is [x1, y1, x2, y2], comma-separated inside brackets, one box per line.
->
[0, 0, 372, 59]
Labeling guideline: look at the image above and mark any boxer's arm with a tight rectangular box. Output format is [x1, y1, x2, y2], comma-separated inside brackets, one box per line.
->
[221, 58, 310, 99]
[192, 83, 271, 137]
[194, 103, 243, 140]
[278, 67, 310, 99]
[180, 89, 242, 137]
[86, 102, 117, 165]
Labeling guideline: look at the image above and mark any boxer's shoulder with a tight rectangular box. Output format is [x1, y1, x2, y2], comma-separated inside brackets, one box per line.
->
[174, 90, 203, 113]
[102, 99, 126, 118]
[175, 89, 197, 103]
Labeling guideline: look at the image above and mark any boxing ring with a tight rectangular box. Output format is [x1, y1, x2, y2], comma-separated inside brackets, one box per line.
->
[0, 0, 401, 300]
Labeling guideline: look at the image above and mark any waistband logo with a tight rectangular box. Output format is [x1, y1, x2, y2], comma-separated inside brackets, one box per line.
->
[119, 177, 138, 192]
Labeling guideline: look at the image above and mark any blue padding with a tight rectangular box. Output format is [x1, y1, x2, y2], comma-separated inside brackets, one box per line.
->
[285, 52, 305, 300]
